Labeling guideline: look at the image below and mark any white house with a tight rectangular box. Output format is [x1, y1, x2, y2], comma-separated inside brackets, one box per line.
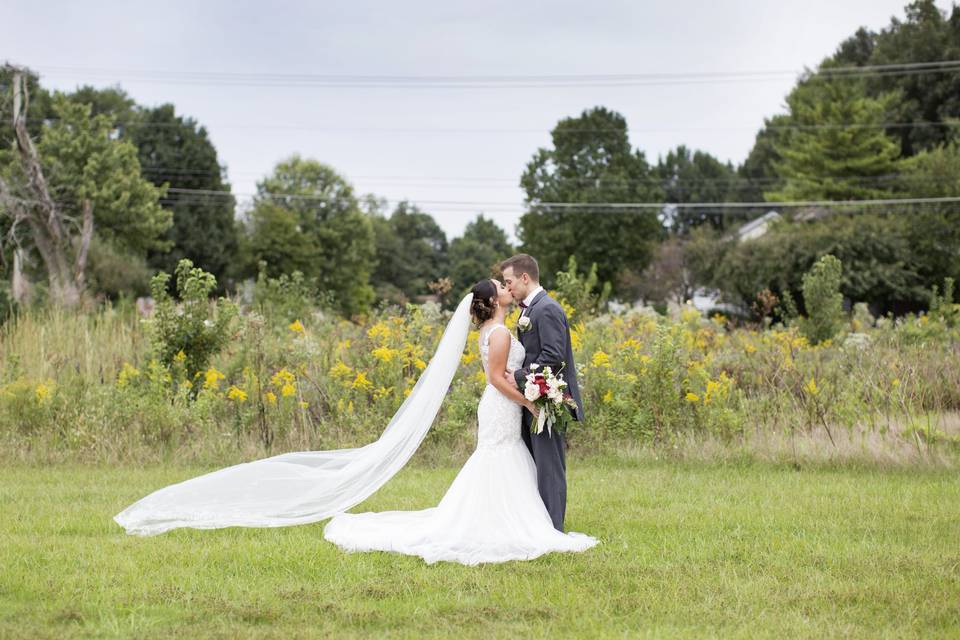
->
[690, 210, 781, 313]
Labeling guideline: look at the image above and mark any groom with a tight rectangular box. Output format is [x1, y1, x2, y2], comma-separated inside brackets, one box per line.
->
[500, 254, 583, 532]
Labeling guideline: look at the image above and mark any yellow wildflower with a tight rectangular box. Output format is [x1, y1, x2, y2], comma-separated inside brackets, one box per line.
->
[461, 352, 477, 365]
[35, 382, 53, 403]
[117, 362, 140, 388]
[414, 358, 427, 371]
[372, 346, 399, 362]
[681, 306, 701, 323]
[265, 391, 277, 405]
[367, 322, 392, 341]
[299, 401, 309, 409]
[288, 319, 305, 334]
[347, 400, 355, 414]
[373, 386, 394, 401]
[570, 323, 584, 350]
[337, 339, 352, 351]
[404, 387, 413, 398]
[352, 371, 374, 391]
[173, 350, 186, 363]
[805, 377, 819, 396]
[270, 368, 296, 388]
[591, 351, 611, 368]
[602, 390, 613, 403]
[227, 385, 248, 402]
[281, 383, 296, 398]
[685, 392, 700, 403]
[204, 367, 225, 390]
[891, 378, 901, 387]
[329, 361, 353, 380]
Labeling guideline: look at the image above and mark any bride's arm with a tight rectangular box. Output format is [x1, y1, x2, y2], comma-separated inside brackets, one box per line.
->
[486, 330, 537, 413]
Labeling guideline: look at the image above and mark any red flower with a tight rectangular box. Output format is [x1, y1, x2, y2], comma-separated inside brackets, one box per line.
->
[534, 374, 549, 396]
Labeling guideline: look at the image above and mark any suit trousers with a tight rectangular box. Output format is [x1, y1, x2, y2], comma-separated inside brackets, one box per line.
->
[520, 409, 567, 531]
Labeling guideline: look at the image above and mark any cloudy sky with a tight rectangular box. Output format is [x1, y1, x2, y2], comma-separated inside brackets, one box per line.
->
[3, 1, 953, 241]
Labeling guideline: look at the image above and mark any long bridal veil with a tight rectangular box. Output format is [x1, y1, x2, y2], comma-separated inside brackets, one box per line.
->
[114, 293, 475, 536]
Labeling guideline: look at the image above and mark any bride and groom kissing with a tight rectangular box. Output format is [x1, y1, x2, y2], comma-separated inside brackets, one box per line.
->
[115, 254, 598, 565]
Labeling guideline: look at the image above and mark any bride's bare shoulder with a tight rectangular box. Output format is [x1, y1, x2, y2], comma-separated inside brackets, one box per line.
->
[480, 323, 510, 348]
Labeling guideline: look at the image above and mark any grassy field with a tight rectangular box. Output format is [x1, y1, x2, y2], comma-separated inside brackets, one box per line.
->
[1, 459, 958, 639]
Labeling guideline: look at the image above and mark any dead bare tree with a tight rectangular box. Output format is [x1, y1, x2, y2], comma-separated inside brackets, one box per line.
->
[0, 65, 93, 307]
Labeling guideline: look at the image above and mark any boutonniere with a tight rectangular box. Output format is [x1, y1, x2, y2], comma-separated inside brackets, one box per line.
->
[517, 314, 532, 332]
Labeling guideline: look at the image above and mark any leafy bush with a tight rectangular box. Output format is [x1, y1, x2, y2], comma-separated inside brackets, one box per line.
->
[553, 255, 611, 321]
[799, 254, 845, 345]
[147, 259, 238, 384]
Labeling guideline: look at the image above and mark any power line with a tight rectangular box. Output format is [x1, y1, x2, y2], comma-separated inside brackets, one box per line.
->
[52, 119, 960, 133]
[135, 166, 959, 189]
[31, 59, 960, 89]
[160, 187, 960, 210]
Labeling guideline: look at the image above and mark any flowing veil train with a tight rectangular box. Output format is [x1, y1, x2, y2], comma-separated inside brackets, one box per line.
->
[114, 293, 475, 536]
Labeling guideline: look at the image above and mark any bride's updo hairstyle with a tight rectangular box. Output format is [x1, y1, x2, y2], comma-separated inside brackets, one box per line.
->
[469, 279, 498, 327]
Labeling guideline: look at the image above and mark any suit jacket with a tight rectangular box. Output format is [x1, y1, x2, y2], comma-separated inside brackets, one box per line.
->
[513, 290, 583, 422]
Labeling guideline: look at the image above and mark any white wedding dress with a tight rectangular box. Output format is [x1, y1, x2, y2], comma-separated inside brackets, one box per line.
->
[323, 324, 598, 565]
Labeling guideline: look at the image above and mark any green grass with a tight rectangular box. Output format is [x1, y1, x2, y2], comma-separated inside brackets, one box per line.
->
[1, 460, 958, 639]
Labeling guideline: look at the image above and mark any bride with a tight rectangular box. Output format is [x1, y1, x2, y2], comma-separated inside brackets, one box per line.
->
[114, 279, 598, 565]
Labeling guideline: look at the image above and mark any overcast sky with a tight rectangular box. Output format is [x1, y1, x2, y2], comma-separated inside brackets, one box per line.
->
[3, 1, 954, 241]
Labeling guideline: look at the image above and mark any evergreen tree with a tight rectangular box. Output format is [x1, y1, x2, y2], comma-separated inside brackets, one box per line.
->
[765, 78, 900, 201]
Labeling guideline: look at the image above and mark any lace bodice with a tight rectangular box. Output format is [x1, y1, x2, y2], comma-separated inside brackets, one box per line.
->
[479, 324, 525, 374]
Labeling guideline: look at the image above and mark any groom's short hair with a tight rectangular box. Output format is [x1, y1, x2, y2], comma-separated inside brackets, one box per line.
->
[500, 254, 539, 282]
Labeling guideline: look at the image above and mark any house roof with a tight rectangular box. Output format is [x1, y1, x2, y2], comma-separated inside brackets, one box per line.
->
[736, 210, 781, 238]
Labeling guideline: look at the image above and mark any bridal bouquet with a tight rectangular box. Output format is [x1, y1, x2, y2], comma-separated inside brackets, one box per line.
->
[523, 364, 578, 436]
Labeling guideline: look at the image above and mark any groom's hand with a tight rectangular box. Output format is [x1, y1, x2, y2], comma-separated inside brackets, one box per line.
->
[504, 369, 519, 389]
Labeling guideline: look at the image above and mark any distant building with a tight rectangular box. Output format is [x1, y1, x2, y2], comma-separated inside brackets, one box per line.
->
[735, 210, 781, 241]
[690, 210, 781, 314]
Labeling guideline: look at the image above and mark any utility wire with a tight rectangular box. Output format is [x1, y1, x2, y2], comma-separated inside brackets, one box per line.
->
[31, 59, 960, 88]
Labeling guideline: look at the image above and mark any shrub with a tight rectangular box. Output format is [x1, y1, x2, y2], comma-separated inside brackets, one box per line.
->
[799, 254, 844, 345]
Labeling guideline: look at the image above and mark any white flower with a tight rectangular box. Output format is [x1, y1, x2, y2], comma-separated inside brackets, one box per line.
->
[203, 319, 214, 328]
[547, 387, 562, 402]
[524, 384, 541, 401]
[530, 363, 539, 370]
[518, 315, 532, 331]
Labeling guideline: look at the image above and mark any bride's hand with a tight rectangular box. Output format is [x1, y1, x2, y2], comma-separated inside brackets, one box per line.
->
[525, 402, 539, 417]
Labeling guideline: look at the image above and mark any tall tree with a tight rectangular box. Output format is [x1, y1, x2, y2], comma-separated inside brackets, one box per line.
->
[518, 107, 663, 291]
[896, 142, 960, 287]
[655, 145, 744, 233]
[0, 69, 169, 307]
[370, 201, 448, 303]
[244, 155, 375, 316]
[128, 104, 239, 289]
[825, 1, 960, 156]
[447, 214, 513, 294]
[764, 78, 901, 201]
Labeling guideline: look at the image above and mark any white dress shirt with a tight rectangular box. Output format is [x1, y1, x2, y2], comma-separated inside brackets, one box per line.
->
[521, 285, 544, 310]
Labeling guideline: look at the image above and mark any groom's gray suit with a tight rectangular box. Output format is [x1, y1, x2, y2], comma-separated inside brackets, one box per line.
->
[513, 289, 583, 531]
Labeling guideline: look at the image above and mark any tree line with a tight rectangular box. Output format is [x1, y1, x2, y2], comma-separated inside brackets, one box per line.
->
[2, 0, 959, 318]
